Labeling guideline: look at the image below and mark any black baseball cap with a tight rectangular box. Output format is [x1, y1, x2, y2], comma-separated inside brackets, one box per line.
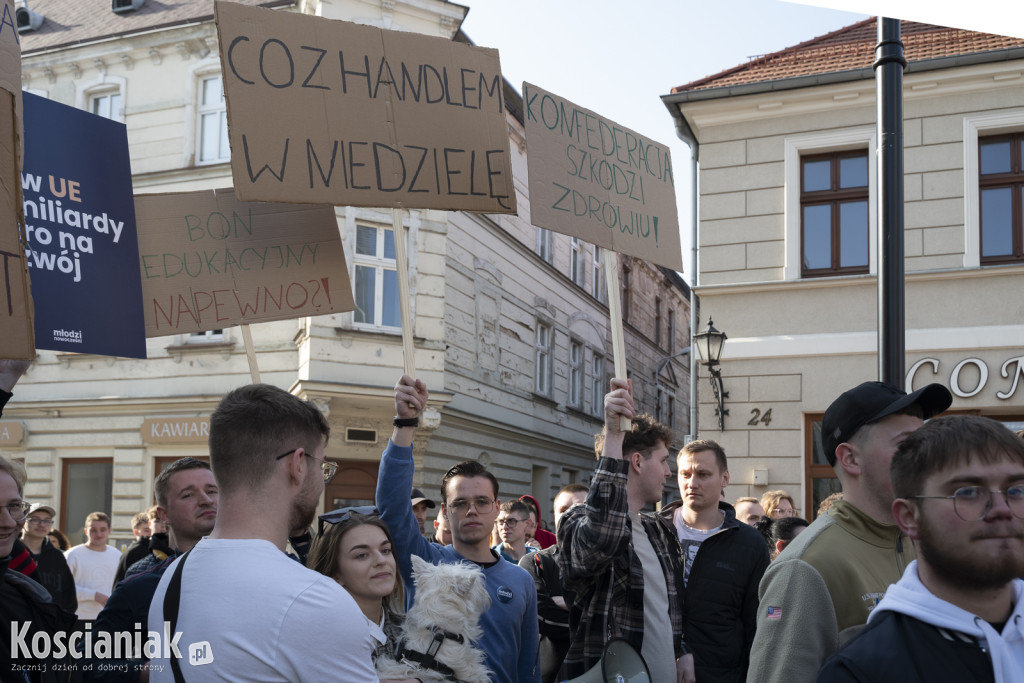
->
[821, 381, 952, 467]
[410, 487, 435, 508]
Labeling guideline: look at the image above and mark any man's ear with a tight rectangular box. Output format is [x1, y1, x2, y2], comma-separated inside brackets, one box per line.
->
[628, 451, 644, 474]
[834, 443, 861, 478]
[721, 469, 731, 488]
[892, 498, 921, 539]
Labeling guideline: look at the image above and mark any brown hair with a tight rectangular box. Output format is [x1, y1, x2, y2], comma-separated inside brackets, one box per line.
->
[440, 461, 498, 504]
[892, 415, 1024, 499]
[680, 439, 728, 473]
[84, 511, 110, 527]
[594, 413, 674, 459]
[130, 511, 150, 530]
[154, 457, 212, 507]
[308, 512, 404, 613]
[209, 384, 329, 494]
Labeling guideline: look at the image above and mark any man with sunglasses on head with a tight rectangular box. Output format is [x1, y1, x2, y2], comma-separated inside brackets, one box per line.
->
[377, 375, 540, 683]
[148, 384, 377, 682]
[818, 415, 1024, 681]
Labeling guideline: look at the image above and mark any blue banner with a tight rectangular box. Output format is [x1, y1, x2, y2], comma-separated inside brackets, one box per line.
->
[21, 92, 146, 358]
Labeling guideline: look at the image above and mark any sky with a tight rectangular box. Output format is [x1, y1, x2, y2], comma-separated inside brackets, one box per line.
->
[459, 0, 872, 284]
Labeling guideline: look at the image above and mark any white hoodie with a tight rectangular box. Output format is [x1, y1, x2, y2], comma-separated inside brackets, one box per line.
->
[870, 560, 1024, 683]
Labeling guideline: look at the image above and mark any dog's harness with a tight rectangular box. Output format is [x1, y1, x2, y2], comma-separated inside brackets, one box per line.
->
[397, 626, 466, 681]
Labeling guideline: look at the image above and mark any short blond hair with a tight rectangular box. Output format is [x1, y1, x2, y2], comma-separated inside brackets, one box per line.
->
[0, 456, 26, 496]
[760, 490, 796, 517]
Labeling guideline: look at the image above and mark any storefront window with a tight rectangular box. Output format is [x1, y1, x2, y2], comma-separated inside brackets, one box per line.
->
[60, 459, 113, 542]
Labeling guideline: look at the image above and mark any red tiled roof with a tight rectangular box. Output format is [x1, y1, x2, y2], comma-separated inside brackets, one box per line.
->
[673, 17, 1024, 93]
[19, 0, 292, 54]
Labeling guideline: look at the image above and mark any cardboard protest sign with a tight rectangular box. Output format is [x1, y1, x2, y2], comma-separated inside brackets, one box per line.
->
[22, 93, 146, 358]
[0, 1, 31, 359]
[135, 188, 354, 336]
[214, 0, 515, 214]
[523, 82, 683, 271]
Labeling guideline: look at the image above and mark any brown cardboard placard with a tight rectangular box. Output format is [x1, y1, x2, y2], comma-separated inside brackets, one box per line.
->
[135, 188, 354, 337]
[214, 0, 516, 214]
[523, 82, 683, 271]
[0, 89, 33, 359]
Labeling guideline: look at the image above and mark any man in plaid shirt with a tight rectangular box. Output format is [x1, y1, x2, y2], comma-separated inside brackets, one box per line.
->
[557, 378, 694, 683]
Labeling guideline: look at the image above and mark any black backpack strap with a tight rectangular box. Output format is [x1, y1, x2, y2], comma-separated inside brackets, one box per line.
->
[163, 549, 192, 683]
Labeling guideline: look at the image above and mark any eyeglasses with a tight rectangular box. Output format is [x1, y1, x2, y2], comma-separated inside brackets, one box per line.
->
[276, 448, 338, 484]
[497, 516, 526, 528]
[26, 517, 54, 527]
[911, 485, 1024, 521]
[2, 501, 32, 522]
[447, 497, 494, 515]
[318, 505, 378, 535]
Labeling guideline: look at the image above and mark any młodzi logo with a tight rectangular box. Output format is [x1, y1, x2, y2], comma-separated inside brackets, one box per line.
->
[52, 328, 83, 344]
[10, 622, 183, 660]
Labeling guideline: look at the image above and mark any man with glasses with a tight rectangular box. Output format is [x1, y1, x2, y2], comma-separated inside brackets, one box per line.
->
[377, 374, 540, 683]
[494, 500, 538, 564]
[748, 381, 952, 683]
[20, 503, 77, 614]
[1, 456, 77, 680]
[819, 415, 1024, 681]
[148, 384, 377, 682]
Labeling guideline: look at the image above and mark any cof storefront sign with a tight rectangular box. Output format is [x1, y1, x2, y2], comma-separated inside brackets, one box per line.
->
[0, 421, 25, 445]
[141, 417, 210, 444]
[907, 355, 1024, 400]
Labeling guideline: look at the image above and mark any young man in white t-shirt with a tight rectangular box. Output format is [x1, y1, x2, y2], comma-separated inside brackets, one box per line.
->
[148, 384, 379, 682]
[64, 511, 121, 622]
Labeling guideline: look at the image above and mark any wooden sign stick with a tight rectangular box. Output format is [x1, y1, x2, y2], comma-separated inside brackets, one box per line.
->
[392, 208, 415, 378]
[240, 323, 261, 384]
[603, 249, 631, 432]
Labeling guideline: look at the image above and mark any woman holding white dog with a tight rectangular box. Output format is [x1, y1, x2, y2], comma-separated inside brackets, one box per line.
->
[309, 506, 420, 683]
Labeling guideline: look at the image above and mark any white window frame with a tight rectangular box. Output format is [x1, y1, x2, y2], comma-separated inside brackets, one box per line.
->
[569, 237, 585, 287]
[592, 246, 607, 302]
[187, 329, 225, 343]
[568, 339, 583, 409]
[963, 109, 1024, 269]
[197, 73, 229, 165]
[535, 322, 553, 397]
[76, 74, 126, 123]
[784, 127, 877, 280]
[536, 228, 553, 264]
[352, 223, 400, 331]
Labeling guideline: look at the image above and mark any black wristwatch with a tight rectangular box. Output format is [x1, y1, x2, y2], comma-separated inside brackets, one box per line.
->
[393, 416, 420, 428]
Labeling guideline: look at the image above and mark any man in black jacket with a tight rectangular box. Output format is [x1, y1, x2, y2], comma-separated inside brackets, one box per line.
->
[660, 439, 769, 683]
[20, 503, 78, 614]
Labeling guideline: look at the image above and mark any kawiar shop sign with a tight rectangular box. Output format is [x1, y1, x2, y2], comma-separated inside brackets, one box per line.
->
[907, 355, 1024, 400]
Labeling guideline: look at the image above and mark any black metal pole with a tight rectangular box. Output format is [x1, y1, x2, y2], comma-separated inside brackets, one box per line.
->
[874, 18, 907, 386]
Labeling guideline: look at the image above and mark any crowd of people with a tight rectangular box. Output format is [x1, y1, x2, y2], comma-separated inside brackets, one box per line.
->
[2, 356, 1024, 683]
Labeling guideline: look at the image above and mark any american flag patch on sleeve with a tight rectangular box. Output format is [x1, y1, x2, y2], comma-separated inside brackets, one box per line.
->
[767, 606, 783, 620]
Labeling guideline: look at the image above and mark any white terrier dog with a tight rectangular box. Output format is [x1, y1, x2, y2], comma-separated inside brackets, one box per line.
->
[375, 555, 492, 683]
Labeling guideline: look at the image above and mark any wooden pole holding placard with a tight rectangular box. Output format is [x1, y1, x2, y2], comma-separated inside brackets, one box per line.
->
[603, 249, 632, 432]
[240, 324, 261, 384]
[391, 208, 416, 378]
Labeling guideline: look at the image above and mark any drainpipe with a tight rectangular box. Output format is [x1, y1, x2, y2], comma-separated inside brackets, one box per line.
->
[665, 103, 700, 439]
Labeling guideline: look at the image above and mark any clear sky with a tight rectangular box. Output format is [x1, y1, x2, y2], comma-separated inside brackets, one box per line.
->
[460, 0, 870, 283]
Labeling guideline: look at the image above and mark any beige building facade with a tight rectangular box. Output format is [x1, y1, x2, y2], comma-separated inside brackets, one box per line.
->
[3, 0, 691, 545]
[664, 19, 1024, 517]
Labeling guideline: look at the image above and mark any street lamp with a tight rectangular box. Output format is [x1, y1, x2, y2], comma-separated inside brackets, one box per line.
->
[694, 319, 729, 431]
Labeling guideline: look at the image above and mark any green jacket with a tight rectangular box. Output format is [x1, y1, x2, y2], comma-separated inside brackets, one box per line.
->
[746, 500, 914, 683]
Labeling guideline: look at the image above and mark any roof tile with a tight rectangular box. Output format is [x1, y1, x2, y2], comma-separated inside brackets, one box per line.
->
[673, 17, 1024, 93]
